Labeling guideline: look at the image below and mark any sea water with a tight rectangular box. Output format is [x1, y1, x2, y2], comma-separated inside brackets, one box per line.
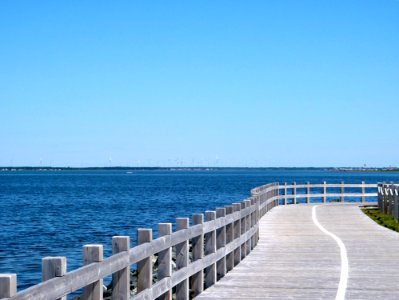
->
[1, 169, 398, 291]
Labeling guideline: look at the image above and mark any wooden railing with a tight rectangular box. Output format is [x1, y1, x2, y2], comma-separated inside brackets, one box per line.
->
[377, 183, 399, 219]
[275, 181, 377, 204]
[0, 181, 376, 300]
[0, 183, 280, 300]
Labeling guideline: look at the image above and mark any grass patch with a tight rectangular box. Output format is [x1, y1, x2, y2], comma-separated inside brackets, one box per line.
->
[362, 208, 399, 232]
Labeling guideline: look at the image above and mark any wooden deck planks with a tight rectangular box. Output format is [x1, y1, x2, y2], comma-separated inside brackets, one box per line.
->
[195, 204, 399, 299]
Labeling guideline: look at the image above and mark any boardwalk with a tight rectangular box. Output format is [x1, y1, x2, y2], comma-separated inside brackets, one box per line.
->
[196, 203, 399, 300]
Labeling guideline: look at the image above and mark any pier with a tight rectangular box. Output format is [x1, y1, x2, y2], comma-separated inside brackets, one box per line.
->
[2, 182, 399, 300]
[197, 203, 399, 299]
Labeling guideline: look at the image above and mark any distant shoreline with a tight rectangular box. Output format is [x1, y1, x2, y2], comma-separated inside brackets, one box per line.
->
[0, 166, 398, 172]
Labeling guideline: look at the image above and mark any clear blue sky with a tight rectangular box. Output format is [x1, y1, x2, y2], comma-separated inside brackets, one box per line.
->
[0, 1, 398, 167]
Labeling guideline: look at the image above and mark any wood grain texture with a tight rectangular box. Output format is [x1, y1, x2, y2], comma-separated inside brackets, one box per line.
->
[112, 236, 130, 300]
[204, 211, 217, 289]
[137, 229, 152, 293]
[175, 218, 189, 300]
[0, 274, 16, 298]
[157, 223, 172, 300]
[42, 257, 66, 300]
[196, 203, 399, 300]
[191, 214, 204, 297]
[82, 245, 103, 300]
[3, 183, 380, 300]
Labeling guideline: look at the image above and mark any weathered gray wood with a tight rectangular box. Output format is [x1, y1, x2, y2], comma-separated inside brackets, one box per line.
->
[112, 236, 130, 300]
[361, 181, 366, 202]
[191, 214, 204, 297]
[170, 226, 259, 291]
[137, 229, 152, 293]
[240, 202, 246, 260]
[82, 245, 103, 300]
[244, 200, 252, 255]
[249, 200, 256, 250]
[12, 251, 130, 300]
[197, 203, 399, 300]
[232, 203, 242, 266]
[278, 183, 376, 189]
[42, 257, 67, 300]
[204, 211, 216, 289]
[224, 205, 234, 272]
[292, 182, 297, 204]
[157, 223, 172, 300]
[341, 181, 345, 202]
[283, 182, 287, 205]
[306, 182, 310, 204]
[279, 192, 377, 201]
[396, 187, 399, 218]
[216, 208, 226, 280]
[134, 277, 171, 300]
[4, 181, 380, 300]
[0, 274, 16, 298]
[254, 198, 260, 246]
[175, 218, 189, 300]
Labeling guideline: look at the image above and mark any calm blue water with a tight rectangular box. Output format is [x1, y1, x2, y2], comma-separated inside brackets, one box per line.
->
[0, 169, 398, 291]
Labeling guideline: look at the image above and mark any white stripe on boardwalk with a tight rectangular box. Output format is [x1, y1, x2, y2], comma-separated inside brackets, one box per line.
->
[312, 205, 348, 300]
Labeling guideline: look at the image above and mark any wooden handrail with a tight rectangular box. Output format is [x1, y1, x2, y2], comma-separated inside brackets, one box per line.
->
[377, 183, 399, 219]
[278, 183, 376, 189]
[0, 181, 377, 300]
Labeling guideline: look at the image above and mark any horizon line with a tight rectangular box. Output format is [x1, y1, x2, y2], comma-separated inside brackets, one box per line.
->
[0, 166, 397, 170]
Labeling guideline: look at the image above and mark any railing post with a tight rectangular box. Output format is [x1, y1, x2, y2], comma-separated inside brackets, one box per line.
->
[191, 214, 204, 297]
[216, 208, 226, 280]
[158, 223, 172, 300]
[224, 205, 234, 272]
[283, 182, 287, 205]
[240, 202, 246, 260]
[176, 218, 189, 300]
[42, 257, 67, 300]
[394, 187, 398, 219]
[250, 199, 256, 249]
[383, 184, 388, 214]
[244, 200, 252, 255]
[395, 187, 399, 220]
[276, 183, 280, 206]
[292, 182, 297, 204]
[377, 183, 383, 211]
[389, 186, 394, 216]
[112, 236, 130, 300]
[306, 182, 310, 204]
[204, 211, 216, 289]
[233, 203, 242, 266]
[387, 185, 393, 215]
[323, 181, 327, 203]
[255, 197, 260, 244]
[0, 274, 17, 299]
[82, 245, 103, 300]
[361, 181, 366, 203]
[137, 229, 152, 293]
[341, 181, 345, 202]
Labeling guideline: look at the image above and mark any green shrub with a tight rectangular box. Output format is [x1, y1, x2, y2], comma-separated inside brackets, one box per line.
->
[362, 208, 399, 232]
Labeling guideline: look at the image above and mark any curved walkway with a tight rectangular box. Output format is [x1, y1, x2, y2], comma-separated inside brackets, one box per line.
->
[195, 204, 399, 300]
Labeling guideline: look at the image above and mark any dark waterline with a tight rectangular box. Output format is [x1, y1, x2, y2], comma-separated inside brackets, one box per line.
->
[0, 169, 398, 292]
